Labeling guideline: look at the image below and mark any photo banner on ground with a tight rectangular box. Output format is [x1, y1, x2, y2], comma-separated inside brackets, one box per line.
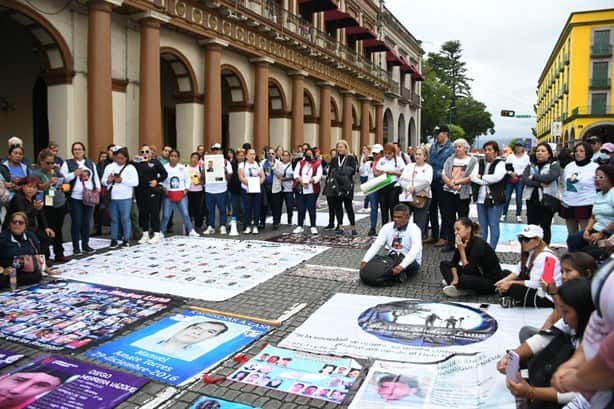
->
[0, 355, 147, 409]
[230, 345, 362, 404]
[266, 233, 375, 250]
[87, 309, 271, 386]
[0, 281, 176, 351]
[0, 349, 23, 369]
[280, 293, 550, 363]
[348, 355, 515, 409]
[189, 395, 258, 409]
[55, 237, 329, 301]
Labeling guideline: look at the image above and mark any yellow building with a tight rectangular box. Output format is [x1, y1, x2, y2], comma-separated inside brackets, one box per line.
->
[536, 8, 614, 146]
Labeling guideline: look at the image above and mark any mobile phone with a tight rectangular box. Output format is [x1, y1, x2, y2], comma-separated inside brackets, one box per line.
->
[35, 191, 44, 202]
[542, 256, 556, 285]
[479, 303, 489, 310]
[506, 350, 520, 382]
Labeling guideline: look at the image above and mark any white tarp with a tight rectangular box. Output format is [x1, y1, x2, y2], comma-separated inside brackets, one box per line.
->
[56, 236, 328, 301]
[280, 293, 549, 363]
[49, 238, 111, 259]
[266, 211, 367, 227]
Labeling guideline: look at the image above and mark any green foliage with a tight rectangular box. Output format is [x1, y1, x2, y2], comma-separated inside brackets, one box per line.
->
[454, 97, 495, 145]
[448, 124, 466, 141]
[420, 61, 451, 141]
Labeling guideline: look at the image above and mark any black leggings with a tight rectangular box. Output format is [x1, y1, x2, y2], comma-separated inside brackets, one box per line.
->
[326, 196, 336, 227]
[440, 261, 500, 295]
[330, 196, 356, 227]
[378, 184, 399, 225]
[526, 199, 555, 244]
[187, 191, 204, 229]
[507, 284, 554, 308]
[135, 189, 162, 233]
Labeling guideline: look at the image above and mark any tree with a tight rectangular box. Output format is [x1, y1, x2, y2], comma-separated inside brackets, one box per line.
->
[448, 124, 466, 141]
[420, 60, 451, 142]
[454, 97, 495, 145]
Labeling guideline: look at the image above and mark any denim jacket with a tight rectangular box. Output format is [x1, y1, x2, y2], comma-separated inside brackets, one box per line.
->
[428, 139, 454, 181]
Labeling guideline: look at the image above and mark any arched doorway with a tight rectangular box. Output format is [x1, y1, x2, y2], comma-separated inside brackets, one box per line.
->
[408, 117, 416, 147]
[268, 78, 288, 149]
[383, 109, 394, 143]
[0, 1, 74, 158]
[221, 65, 248, 149]
[398, 114, 406, 147]
[303, 89, 317, 147]
[581, 122, 614, 144]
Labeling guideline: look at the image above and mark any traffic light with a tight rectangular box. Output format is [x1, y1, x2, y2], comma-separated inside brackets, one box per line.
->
[501, 110, 516, 117]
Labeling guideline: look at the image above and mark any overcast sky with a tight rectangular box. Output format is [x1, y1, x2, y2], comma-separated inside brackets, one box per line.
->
[386, 0, 613, 147]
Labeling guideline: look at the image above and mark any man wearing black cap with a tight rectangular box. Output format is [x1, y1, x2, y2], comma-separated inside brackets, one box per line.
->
[426, 125, 454, 246]
[588, 135, 604, 162]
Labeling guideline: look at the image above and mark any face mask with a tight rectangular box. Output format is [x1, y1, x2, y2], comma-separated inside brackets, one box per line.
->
[597, 152, 609, 161]
[305, 155, 313, 161]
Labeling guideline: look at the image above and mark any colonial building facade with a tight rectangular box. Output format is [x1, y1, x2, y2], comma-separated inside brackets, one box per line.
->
[0, 0, 423, 158]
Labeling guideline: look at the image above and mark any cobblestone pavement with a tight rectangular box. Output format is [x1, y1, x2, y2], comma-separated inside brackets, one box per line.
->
[0, 203, 565, 409]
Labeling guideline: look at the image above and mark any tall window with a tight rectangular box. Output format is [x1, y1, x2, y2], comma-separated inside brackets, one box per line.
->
[591, 93, 607, 115]
[594, 29, 611, 46]
[593, 61, 609, 79]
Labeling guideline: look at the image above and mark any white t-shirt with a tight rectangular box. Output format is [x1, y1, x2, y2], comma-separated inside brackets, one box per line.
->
[205, 160, 232, 194]
[515, 249, 562, 301]
[362, 221, 422, 267]
[375, 156, 406, 184]
[60, 159, 101, 200]
[359, 154, 370, 177]
[293, 160, 323, 195]
[506, 153, 530, 175]
[239, 161, 262, 192]
[163, 163, 190, 192]
[562, 161, 598, 207]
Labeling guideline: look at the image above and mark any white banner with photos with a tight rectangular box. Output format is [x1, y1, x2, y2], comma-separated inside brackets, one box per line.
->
[280, 293, 550, 363]
[56, 236, 328, 301]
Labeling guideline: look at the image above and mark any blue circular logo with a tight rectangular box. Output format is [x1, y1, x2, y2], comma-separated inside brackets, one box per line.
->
[357, 300, 497, 347]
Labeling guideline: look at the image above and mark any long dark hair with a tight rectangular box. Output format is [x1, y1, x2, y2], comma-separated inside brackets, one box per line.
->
[532, 142, 554, 165]
[558, 278, 594, 339]
[456, 217, 481, 240]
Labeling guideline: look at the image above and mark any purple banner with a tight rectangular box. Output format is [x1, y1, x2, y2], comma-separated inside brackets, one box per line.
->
[0, 349, 23, 370]
[0, 355, 148, 409]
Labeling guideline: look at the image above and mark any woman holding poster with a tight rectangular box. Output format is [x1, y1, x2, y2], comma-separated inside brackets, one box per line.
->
[238, 149, 265, 234]
[292, 148, 323, 235]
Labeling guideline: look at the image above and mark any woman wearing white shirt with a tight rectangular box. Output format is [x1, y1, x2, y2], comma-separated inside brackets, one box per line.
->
[238, 149, 265, 234]
[271, 150, 294, 228]
[399, 146, 433, 237]
[561, 142, 598, 235]
[159, 150, 199, 238]
[503, 143, 530, 222]
[292, 148, 323, 235]
[60, 142, 101, 254]
[360, 144, 383, 236]
[374, 143, 406, 225]
[359, 146, 370, 209]
[101, 147, 139, 248]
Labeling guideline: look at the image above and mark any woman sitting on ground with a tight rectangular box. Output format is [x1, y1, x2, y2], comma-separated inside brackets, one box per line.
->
[497, 278, 594, 409]
[495, 224, 561, 308]
[0, 212, 45, 288]
[439, 217, 505, 297]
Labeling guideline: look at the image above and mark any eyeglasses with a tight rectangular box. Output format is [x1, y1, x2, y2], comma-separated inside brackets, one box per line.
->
[45, 161, 55, 165]
[10, 220, 25, 225]
[518, 236, 532, 243]
[140, 150, 150, 154]
[601, 150, 612, 154]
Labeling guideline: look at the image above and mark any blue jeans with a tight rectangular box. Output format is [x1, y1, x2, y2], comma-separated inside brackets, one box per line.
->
[360, 176, 368, 207]
[109, 199, 132, 242]
[567, 230, 588, 252]
[368, 191, 379, 229]
[161, 196, 193, 234]
[477, 203, 504, 248]
[504, 181, 524, 216]
[205, 192, 228, 228]
[297, 193, 316, 227]
[69, 198, 93, 251]
[272, 191, 294, 225]
[242, 191, 261, 227]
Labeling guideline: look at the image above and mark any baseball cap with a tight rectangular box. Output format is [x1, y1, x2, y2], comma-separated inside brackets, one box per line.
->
[515, 141, 524, 147]
[210, 143, 222, 150]
[110, 145, 123, 153]
[601, 143, 614, 153]
[518, 225, 544, 240]
[434, 125, 449, 134]
[371, 144, 384, 153]
[588, 135, 602, 143]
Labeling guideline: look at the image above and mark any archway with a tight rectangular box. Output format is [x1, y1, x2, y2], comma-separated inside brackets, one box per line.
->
[268, 78, 289, 149]
[398, 114, 406, 147]
[221, 65, 248, 149]
[581, 122, 614, 144]
[383, 108, 394, 144]
[408, 117, 416, 147]
[0, 1, 74, 158]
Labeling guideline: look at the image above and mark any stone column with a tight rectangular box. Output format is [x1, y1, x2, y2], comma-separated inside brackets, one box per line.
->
[360, 97, 371, 149]
[341, 90, 354, 147]
[290, 71, 306, 151]
[136, 11, 170, 149]
[251, 58, 273, 152]
[318, 81, 333, 152]
[375, 103, 384, 145]
[87, 0, 116, 156]
[201, 39, 228, 149]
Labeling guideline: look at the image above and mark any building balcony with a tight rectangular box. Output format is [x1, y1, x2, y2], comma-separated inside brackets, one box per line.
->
[570, 105, 614, 117]
[591, 44, 613, 58]
[563, 53, 569, 65]
[563, 83, 568, 94]
[386, 79, 400, 97]
[590, 77, 611, 90]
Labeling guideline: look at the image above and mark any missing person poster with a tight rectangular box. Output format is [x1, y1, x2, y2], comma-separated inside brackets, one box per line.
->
[189, 395, 258, 409]
[87, 310, 271, 386]
[0, 281, 176, 351]
[203, 155, 226, 184]
[0, 355, 147, 409]
[230, 345, 362, 404]
[0, 349, 23, 369]
[349, 355, 515, 409]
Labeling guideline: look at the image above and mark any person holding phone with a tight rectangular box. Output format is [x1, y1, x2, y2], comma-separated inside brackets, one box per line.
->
[496, 278, 594, 408]
[1, 145, 31, 196]
[495, 225, 561, 308]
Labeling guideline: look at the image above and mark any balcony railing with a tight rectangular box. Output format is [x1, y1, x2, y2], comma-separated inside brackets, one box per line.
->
[386, 79, 400, 97]
[563, 53, 569, 65]
[224, 0, 390, 85]
[591, 44, 613, 58]
[590, 77, 611, 90]
[570, 105, 614, 116]
[563, 83, 568, 94]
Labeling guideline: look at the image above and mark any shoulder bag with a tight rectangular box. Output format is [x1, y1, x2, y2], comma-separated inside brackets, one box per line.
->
[406, 165, 428, 208]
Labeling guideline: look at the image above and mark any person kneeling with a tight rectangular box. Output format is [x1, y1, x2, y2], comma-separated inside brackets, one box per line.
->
[440, 217, 505, 297]
[359, 204, 421, 286]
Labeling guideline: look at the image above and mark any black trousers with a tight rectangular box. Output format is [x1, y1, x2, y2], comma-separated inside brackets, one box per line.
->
[526, 199, 555, 244]
[44, 205, 66, 257]
[378, 184, 399, 225]
[135, 189, 162, 233]
[507, 284, 554, 308]
[187, 191, 204, 229]
[326, 196, 336, 227]
[428, 179, 445, 240]
[440, 261, 499, 295]
[330, 195, 356, 227]
[259, 187, 273, 226]
[440, 191, 470, 243]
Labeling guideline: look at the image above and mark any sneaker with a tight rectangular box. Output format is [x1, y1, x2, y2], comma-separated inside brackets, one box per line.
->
[368, 228, 376, 236]
[252, 226, 259, 234]
[204, 226, 215, 235]
[120, 241, 130, 248]
[516, 215, 522, 223]
[72, 249, 82, 256]
[310, 227, 318, 235]
[149, 232, 162, 244]
[243, 227, 252, 234]
[219, 226, 227, 235]
[109, 240, 118, 249]
[138, 232, 149, 244]
[324, 225, 334, 231]
[441, 279, 448, 286]
[189, 229, 200, 238]
[292, 226, 304, 234]
[83, 246, 96, 254]
[335, 228, 345, 235]
[443, 285, 473, 298]
[500, 214, 506, 222]
[351, 230, 359, 237]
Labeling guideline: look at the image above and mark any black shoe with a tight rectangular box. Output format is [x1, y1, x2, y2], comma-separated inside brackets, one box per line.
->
[110, 240, 118, 249]
[54, 255, 68, 263]
[351, 230, 359, 237]
[442, 246, 455, 253]
[120, 241, 131, 248]
[83, 246, 95, 254]
[368, 228, 376, 236]
[272, 225, 279, 231]
[324, 225, 334, 231]
[335, 228, 345, 236]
